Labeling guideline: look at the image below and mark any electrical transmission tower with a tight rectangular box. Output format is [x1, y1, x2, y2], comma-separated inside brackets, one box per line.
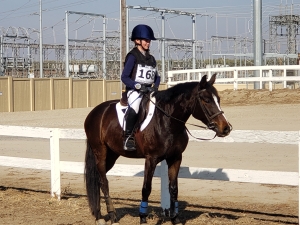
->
[0, 26, 32, 77]
[269, 14, 300, 55]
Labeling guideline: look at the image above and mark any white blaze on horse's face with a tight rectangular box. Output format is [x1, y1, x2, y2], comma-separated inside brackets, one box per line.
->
[212, 93, 228, 121]
[212, 94, 221, 111]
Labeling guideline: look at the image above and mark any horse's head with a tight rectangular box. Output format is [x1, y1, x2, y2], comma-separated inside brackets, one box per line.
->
[192, 74, 232, 137]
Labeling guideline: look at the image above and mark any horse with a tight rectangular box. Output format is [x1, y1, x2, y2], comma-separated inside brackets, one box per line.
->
[84, 74, 232, 225]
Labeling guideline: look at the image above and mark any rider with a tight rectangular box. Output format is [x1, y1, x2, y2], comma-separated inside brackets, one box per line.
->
[121, 24, 161, 151]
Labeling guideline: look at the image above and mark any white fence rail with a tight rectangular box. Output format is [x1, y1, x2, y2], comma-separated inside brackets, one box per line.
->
[168, 65, 300, 90]
[0, 125, 299, 212]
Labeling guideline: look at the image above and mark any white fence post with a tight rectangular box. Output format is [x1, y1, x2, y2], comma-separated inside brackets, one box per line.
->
[161, 160, 170, 212]
[208, 70, 212, 79]
[50, 128, 61, 199]
[233, 70, 238, 90]
[283, 68, 287, 88]
[268, 69, 273, 91]
[259, 69, 263, 89]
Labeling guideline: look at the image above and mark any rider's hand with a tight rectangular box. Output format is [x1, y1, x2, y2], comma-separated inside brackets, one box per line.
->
[139, 84, 148, 93]
[149, 86, 158, 93]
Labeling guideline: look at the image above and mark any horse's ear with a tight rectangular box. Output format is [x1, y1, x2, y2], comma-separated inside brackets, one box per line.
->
[199, 75, 207, 89]
[208, 73, 217, 85]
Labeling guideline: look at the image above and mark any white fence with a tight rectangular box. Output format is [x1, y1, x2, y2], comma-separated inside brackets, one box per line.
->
[0, 125, 299, 213]
[167, 65, 300, 90]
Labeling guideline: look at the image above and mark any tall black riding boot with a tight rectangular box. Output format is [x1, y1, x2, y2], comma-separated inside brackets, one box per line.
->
[124, 107, 138, 151]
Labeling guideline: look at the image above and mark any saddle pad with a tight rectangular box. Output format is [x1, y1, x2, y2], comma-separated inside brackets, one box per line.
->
[116, 95, 156, 132]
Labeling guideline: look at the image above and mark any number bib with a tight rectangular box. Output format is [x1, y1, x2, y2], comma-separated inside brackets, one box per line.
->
[135, 64, 156, 84]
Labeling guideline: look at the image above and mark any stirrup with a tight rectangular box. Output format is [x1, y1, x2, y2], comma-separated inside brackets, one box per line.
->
[124, 136, 136, 151]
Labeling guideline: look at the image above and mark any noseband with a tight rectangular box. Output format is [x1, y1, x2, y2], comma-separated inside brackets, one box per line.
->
[194, 89, 224, 130]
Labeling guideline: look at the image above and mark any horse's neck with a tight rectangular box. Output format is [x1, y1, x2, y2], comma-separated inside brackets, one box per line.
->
[159, 100, 192, 125]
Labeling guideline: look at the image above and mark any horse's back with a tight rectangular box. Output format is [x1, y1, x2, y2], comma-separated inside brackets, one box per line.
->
[84, 100, 118, 139]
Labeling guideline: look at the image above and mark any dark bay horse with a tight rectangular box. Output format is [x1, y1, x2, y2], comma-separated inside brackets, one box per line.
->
[84, 74, 232, 225]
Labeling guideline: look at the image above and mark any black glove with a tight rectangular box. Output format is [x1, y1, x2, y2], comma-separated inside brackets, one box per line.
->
[149, 86, 158, 93]
[139, 84, 148, 93]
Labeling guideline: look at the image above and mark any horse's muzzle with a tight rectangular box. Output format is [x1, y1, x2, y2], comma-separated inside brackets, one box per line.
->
[209, 121, 232, 137]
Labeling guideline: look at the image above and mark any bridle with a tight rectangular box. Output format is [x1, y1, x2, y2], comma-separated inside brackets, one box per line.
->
[143, 89, 226, 140]
[194, 89, 224, 130]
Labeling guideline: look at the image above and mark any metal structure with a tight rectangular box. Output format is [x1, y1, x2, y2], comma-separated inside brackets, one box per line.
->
[127, 5, 198, 82]
[164, 38, 204, 70]
[1, 2, 300, 79]
[253, 0, 262, 89]
[269, 14, 300, 55]
[0, 27, 32, 77]
[65, 11, 106, 78]
[39, 0, 43, 78]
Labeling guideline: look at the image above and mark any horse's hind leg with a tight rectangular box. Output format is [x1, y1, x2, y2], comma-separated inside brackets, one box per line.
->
[166, 155, 183, 225]
[85, 142, 103, 223]
[85, 142, 119, 225]
[98, 149, 120, 225]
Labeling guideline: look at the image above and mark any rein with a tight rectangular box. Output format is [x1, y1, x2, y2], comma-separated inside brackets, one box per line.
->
[143, 93, 218, 141]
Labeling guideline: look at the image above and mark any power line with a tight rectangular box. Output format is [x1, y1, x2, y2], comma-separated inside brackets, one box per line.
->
[0, 0, 99, 22]
[0, 0, 33, 21]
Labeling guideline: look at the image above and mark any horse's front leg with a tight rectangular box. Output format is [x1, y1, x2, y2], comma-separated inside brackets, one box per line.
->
[140, 156, 157, 224]
[166, 155, 183, 225]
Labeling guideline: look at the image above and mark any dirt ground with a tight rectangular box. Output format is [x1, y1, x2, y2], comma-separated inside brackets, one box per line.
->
[0, 87, 299, 225]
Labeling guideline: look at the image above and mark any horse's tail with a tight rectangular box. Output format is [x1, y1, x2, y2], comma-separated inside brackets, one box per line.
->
[84, 141, 101, 217]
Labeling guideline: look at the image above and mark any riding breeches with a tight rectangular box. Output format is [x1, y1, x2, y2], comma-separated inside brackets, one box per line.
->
[127, 90, 142, 113]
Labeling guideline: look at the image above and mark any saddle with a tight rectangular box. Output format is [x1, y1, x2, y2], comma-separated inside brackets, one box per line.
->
[116, 91, 156, 132]
[120, 92, 128, 106]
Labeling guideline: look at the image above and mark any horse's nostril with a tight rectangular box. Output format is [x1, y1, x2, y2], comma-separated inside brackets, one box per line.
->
[223, 125, 231, 135]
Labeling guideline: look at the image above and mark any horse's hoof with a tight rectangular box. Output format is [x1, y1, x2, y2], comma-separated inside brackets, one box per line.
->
[171, 217, 183, 225]
[95, 219, 106, 225]
[172, 221, 183, 225]
[171, 222, 182, 225]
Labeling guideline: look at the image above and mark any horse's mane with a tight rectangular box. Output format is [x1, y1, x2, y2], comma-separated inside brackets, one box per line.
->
[155, 81, 218, 103]
[154, 82, 198, 102]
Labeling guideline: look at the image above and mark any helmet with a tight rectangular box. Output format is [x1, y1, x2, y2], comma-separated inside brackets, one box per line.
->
[131, 24, 156, 41]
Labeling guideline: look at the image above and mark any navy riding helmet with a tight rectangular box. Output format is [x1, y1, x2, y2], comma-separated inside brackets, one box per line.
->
[131, 24, 156, 41]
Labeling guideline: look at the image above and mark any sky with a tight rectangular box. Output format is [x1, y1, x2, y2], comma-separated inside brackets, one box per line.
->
[0, 0, 299, 57]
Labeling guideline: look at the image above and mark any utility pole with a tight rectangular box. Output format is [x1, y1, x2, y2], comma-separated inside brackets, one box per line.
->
[120, 0, 126, 72]
[39, 0, 43, 78]
[120, 0, 126, 93]
[65, 11, 69, 78]
[253, 0, 262, 89]
[0, 36, 3, 76]
[161, 12, 165, 82]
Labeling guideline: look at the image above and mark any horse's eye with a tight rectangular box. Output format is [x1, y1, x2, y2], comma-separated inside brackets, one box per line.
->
[202, 98, 210, 103]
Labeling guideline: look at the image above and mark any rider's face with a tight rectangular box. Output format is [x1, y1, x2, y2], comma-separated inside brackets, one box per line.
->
[136, 39, 151, 51]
